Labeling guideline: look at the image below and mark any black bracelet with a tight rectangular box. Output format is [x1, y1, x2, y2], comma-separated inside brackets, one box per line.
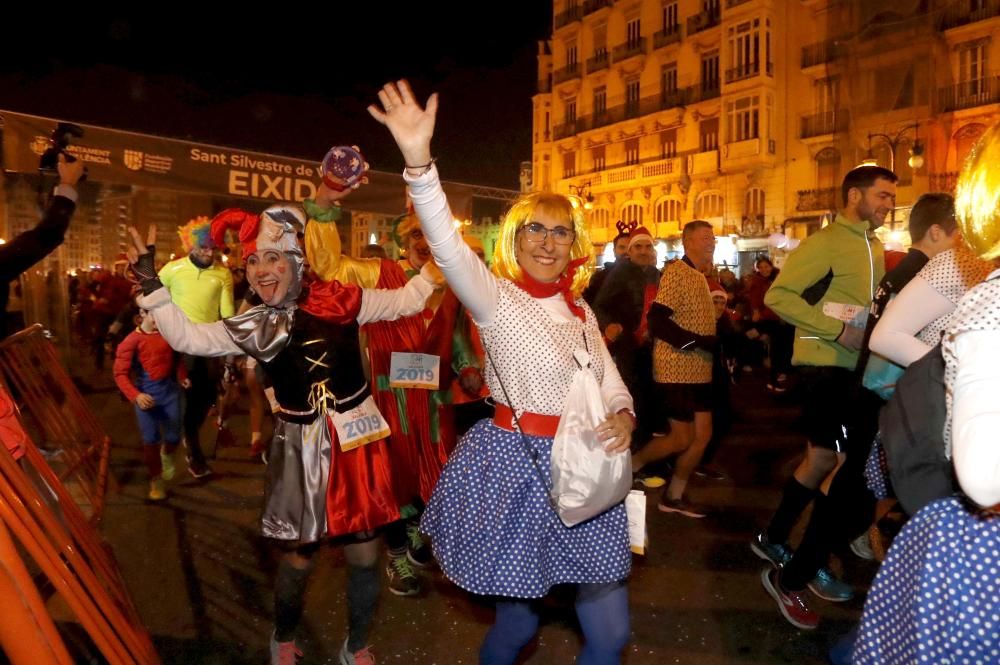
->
[404, 157, 437, 175]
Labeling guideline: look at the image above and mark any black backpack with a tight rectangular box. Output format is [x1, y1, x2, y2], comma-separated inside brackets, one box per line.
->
[878, 343, 955, 516]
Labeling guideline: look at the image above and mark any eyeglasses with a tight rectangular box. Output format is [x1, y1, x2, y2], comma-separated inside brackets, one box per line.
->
[521, 222, 576, 246]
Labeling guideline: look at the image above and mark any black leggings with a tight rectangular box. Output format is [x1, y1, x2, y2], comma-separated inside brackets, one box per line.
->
[181, 355, 218, 465]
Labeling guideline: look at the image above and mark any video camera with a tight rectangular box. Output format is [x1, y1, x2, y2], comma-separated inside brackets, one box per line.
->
[38, 122, 88, 180]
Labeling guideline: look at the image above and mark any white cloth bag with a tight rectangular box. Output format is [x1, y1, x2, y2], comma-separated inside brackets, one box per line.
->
[550, 349, 633, 527]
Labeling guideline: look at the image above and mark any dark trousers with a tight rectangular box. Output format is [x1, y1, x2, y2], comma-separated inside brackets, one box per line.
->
[612, 340, 654, 446]
[757, 319, 793, 383]
[181, 355, 218, 466]
[782, 386, 885, 590]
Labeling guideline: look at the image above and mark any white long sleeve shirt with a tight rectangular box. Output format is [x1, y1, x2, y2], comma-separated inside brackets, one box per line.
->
[870, 247, 993, 367]
[404, 166, 633, 416]
[944, 268, 1000, 507]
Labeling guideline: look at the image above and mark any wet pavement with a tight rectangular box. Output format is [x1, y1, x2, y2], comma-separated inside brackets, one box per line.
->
[69, 361, 877, 664]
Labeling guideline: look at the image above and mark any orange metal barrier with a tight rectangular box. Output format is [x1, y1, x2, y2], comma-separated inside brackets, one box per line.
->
[0, 324, 113, 522]
[0, 519, 74, 665]
[0, 432, 160, 664]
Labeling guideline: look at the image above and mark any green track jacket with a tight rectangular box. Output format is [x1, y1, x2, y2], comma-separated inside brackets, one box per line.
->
[764, 214, 885, 369]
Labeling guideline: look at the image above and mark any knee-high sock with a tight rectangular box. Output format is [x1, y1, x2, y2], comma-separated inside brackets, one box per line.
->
[273, 559, 312, 642]
[346, 564, 379, 652]
[766, 477, 818, 545]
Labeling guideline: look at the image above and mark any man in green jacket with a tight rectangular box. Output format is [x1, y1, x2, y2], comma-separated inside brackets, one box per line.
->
[753, 166, 897, 629]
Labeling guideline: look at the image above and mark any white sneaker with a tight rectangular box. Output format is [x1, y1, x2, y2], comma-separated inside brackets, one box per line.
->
[339, 638, 376, 665]
[850, 531, 876, 561]
[269, 631, 302, 665]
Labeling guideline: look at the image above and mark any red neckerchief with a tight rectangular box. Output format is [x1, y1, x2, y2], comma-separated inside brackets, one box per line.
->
[514, 257, 589, 322]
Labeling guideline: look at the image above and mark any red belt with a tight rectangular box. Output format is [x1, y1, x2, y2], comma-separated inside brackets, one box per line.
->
[493, 404, 561, 437]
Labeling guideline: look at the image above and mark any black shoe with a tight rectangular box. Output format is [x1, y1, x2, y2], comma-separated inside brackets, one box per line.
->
[386, 553, 422, 596]
[693, 465, 727, 481]
[187, 459, 213, 479]
[406, 522, 435, 569]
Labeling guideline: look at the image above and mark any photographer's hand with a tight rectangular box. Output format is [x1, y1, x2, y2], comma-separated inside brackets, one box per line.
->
[57, 154, 85, 187]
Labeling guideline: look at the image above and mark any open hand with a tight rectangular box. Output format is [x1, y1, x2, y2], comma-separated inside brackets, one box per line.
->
[125, 225, 158, 283]
[367, 80, 438, 170]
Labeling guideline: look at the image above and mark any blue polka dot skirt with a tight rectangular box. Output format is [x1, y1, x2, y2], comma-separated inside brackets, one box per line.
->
[854, 497, 1000, 664]
[420, 419, 631, 598]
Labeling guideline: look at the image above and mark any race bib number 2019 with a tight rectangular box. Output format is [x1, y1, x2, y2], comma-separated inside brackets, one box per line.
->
[331, 396, 391, 452]
[389, 352, 440, 390]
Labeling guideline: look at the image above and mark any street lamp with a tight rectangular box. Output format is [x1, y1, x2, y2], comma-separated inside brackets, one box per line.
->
[568, 182, 594, 210]
[863, 122, 924, 173]
[862, 122, 923, 226]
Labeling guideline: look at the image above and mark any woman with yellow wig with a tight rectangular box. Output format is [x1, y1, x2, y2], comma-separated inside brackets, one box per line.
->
[853, 124, 1000, 664]
[370, 81, 636, 665]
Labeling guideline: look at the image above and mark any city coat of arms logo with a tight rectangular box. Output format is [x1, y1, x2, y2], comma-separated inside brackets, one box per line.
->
[124, 150, 144, 171]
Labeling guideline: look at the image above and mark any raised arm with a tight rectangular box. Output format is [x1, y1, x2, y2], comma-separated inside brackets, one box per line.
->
[127, 225, 242, 357]
[369, 80, 499, 325]
[138, 289, 242, 357]
[357, 266, 437, 325]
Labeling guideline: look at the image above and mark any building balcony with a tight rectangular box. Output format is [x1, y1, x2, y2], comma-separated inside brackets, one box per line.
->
[800, 110, 849, 138]
[660, 88, 687, 109]
[939, 0, 1000, 30]
[586, 51, 610, 73]
[937, 76, 1000, 112]
[554, 5, 584, 29]
[723, 137, 762, 160]
[687, 9, 721, 35]
[612, 37, 647, 64]
[727, 0, 752, 6]
[553, 63, 582, 85]
[801, 39, 843, 69]
[551, 92, 690, 140]
[653, 25, 682, 49]
[605, 164, 640, 185]
[553, 120, 580, 141]
[796, 187, 837, 212]
[583, 0, 613, 15]
[641, 157, 682, 178]
[725, 61, 760, 83]
[537, 77, 552, 94]
[689, 150, 720, 175]
[580, 156, 683, 184]
[687, 82, 721, 103]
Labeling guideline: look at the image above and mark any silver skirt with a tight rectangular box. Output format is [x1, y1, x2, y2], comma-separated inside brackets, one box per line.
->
[261, 415, 331, 543]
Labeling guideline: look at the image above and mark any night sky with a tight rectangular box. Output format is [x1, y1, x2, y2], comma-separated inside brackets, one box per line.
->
[0, 4, 551, 188]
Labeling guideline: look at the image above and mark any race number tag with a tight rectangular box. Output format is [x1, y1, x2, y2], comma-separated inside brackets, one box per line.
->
[822, 301, 868, 327]
[331, 396, 391, 452]
[389, 352, 440, 390]
[625, 490, 648, 556]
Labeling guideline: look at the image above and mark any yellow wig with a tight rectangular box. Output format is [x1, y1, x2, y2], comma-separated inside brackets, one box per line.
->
[956, 122, 1000, 260]
[492, 192, 594, 297]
